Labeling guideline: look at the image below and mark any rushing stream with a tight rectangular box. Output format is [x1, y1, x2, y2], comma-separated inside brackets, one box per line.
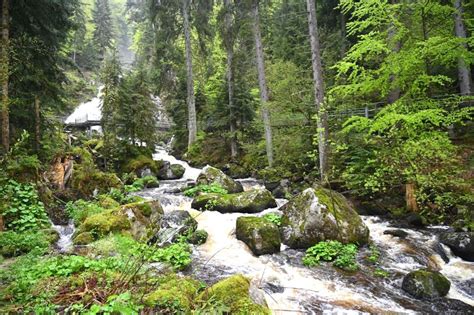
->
[53, 147, 474, 314]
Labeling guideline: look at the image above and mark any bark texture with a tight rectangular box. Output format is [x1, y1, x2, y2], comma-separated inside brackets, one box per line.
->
[252, 1, 274, 167]
[454, 0, 471, 95]
[306, 0, 328, 181]
[224, 0, 237, 159]
[1, 0, 9, 152]
[183, 0, 197, 149]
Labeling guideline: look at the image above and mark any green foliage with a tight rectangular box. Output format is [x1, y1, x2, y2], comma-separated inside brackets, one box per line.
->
[124, 175, 159, 192]
[0, 230, 52, 257]
[65, 200, 105, 223]
[303, 241, 359, 271]
[262, 213, 282, 227]
[81, 292, 143, 315]
[0, 180, 49, 232]
[144, 242, 192, 271]
[184, 183, 228, 197]
[367, 244, 381, 264]
[373, 268, 389, 278]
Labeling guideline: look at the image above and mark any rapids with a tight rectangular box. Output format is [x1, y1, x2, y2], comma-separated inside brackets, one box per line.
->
[133, 150, 474, 314]
[51, 147, 474, 313]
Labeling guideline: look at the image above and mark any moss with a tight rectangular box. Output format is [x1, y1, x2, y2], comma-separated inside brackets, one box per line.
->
[402, 269, 451, 298]
[187, 229, 208, 245]
[97, 195, 120, 209]
[170, 164, 185, 178]
[125, 155, 161, 174]
[71, 168, 123, 198]
[192, 189, 276, 213]
[144, 274, 200, 312]
[73, 232, 95, 245]
[78, 210, 131, 237]
[236, 217, 281, 256]
[196, 166, 243, 193]
[41, 228, 60, 244]
[197, 275, 269, 314]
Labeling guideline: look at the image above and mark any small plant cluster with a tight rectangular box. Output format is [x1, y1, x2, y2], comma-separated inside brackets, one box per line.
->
[184, 183, 228, 197]
[65, 200, 105, 223]
[263, 213, 282, 226]
[124, 175, 159, 192]
[134, 241, 192, 271]
[367, 244, 390, 278]
[303, 240, 359, 271]
[0, 230, 51, 257]
[0, 180, 49, 231]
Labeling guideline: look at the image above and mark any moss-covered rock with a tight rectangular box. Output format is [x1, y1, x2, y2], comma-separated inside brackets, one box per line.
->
[402, 269, 451, 299]
[125, 155, 162, 175]
[121, 200, 164, 241]
[236, 216, 281, 256]
[191, 189, 277, 213]
[71, 168, 122, 198]
[97, 195, 120, 209]
[197, 275, 269, 314]
[144, 274, 201, 313]
[79, 210, 131, 237]
[157, 162, 186, 180]
[196, 165, 243, 193]
[280, 188, 370, 249]
[73, 231, 95, 245]
[187, 229, 208, 245]
[151, 210, 197, 245]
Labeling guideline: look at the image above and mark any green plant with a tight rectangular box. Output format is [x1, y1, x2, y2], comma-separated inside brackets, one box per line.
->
[125, 175, 159, 192]
[0, 180, 49, 232]
[65, 200, 105, 223]
[82, 292, 143, 314]
[373, 268, 389, 278]
[184, 184, 228, 197]
[303, 240, 359, 271]
[367, 244, 380, 264]
[0, 230, 51, 257]
[262, 213, 282, 226]
[134, 242, 192, 271]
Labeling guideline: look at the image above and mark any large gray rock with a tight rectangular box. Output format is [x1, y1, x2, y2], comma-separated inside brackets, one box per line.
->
[280, 188, 369, 249]
[439, 232, 474, 262]
[196, 165, 243, 193]
[191, 189, 277, 213]
[236, 216, 281, 256]
[152, 210, 197, 245]
[402, 269, 451, 299]
[157, 161, 186, 180]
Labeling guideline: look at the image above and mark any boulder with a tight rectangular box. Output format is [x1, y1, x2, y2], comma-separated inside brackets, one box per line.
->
[280, 188, 370, 249]
[151, 210, 197, 245]
[192, 189, 277, 213]
[405, 212, 426, 227]
[144, 275, 200, 313]
[187, 229, 208, 245]
[157, 161, 185, 180]
[196, 275, 270, 314]
[74, 200, 164, 243]
[402, 269, 451, 299]
[439, 232, 474, 262]
[196, 165, 243, 193]
[236, 216, 281, 256]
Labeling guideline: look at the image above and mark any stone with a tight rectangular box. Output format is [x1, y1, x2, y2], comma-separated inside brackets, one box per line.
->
[236, 216, 281, 256]
[187, 229, 208, 245]
[196, 275, 270, 314]
[151, 210, 197, 245]
[439, 232, 474, 262]
[402, 269, 451, 299]
[191, 189, 277, 213]
[196, 165, 243, 193]
[280, 188, 370, 249]
[157, 161, 185, 180]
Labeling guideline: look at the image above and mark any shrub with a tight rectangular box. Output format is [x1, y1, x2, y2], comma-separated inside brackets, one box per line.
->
[262, 213, 282, 226]
[303, 240, 359, 271]
[65, 200, 105, 224]
[0, 180, 49, 232]
[0, 231, 51, 257]
[184, 184, 228, 197]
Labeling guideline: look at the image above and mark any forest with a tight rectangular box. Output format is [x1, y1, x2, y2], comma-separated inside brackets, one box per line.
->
[0, 0, 473, 313]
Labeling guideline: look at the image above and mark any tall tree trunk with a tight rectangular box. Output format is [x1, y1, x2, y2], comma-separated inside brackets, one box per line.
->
[224, 0, 237, 159]
[454, 0, 472, 95]
[35, 96, 41, 152]
[306, 0, 328, 182]
[183, 0, 197, 149]
[252, 1, 273, 167]
[1, 0, 9, 152]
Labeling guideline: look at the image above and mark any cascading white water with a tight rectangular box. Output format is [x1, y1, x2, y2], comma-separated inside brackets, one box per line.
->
[135, 150, 474, 314]
[51, 220, 75, 253]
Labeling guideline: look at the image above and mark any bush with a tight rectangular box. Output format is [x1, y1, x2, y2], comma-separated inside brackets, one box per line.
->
[303, 240, 359, 271]
[263, 213, 282, 226]
[184, 183, 228, 197]
[65, 200, 105, 224]
[0, 180, 49, 232]
[124, 175, 159, 192]
[0, 231, 52, 257]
